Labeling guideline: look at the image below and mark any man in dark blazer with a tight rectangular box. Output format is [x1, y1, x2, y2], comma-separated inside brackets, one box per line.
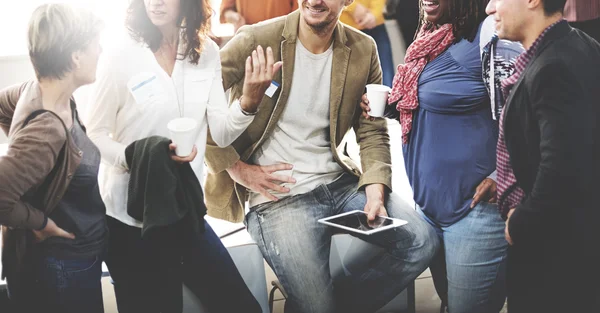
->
[486, 0, 600, 312]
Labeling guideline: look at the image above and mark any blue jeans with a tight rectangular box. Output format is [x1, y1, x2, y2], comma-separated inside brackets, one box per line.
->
[417, 202, 508, 313]
[363, 24, 395, 87]
[40, 255, 104, 313]
[246, 174, 438, 313]
[9, 254, 104, 313]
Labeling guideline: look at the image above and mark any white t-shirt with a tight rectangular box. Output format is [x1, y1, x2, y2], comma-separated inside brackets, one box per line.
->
[86, 34, 254, 227]
[249, 40, 344, 207]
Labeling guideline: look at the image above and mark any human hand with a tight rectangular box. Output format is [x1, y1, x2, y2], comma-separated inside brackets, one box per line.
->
[240, 45, 283, 114]
[226, 160, 296, 202]
[471, 178, 497, 208]
[358, 12, 377, 30]
[169, 144, 198, 163]
[505, 208, 515, 245]
[364, 184, 388, 221]
[351, 3, 369, 24]
[359, 93, 377, 121]
[32, 218, 75, 243]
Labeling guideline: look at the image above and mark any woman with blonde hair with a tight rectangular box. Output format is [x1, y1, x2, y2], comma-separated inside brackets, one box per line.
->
[0, 4, 106, 313]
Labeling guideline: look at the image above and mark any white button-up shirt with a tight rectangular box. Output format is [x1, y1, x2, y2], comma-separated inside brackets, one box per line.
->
[86, 33, 253, 227]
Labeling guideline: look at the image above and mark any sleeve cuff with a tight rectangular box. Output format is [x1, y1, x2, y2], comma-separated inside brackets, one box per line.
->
[487, 170, 497, 181]
[205, 146, 241, 174]
[358, 170, 392, 192]
[507, 205, 541, 246]
[36, 215, 48, 231]
[116, 147, 130, 171]
[232, 99, 257, 122]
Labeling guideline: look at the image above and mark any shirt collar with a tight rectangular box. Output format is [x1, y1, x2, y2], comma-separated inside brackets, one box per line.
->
[518, 19, 567, 65]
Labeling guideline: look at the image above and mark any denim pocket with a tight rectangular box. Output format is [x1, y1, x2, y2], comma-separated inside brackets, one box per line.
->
[60, 256, 100, 274]
[41, 256, 100, 291]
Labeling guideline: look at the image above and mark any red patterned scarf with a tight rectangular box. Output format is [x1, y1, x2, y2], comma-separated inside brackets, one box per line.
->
[389, 23, 456, 144]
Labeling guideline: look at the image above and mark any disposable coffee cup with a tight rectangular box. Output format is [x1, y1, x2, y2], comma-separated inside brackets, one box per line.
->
[167, 117, 198, 157]
[366, 84, 391, 118]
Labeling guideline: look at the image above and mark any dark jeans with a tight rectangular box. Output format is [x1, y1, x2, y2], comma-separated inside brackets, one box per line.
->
[570, 17, 600, 44]
[105, 216, 261, 313]
[8, 253, 104, 313]
[363, 24, 395, 87]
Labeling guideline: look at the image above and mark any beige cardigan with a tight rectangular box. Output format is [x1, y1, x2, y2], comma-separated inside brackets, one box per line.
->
[0, 81, 83, 279]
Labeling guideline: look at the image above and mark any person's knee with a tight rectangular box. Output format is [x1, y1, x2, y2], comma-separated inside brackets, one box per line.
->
[386, 198, 439, 262]
[287, 291, 335, 313]
[277, 265, 335, 313]
[407, 219, 439, 266]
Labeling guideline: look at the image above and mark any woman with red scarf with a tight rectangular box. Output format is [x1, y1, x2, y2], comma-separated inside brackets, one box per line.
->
[361, 0, 522, 312]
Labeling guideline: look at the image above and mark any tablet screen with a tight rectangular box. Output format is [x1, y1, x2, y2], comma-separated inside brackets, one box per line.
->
[326, 211, 393, 231]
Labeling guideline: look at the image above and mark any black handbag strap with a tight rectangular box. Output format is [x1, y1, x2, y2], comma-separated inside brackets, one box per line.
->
[21, 99, 78, 132]
[19, 108, 71, 208]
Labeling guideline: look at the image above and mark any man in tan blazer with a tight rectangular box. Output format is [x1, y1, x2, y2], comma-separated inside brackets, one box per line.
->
[205, 1, 438, 312]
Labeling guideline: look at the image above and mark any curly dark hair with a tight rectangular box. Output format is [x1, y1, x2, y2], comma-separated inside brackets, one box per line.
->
[126, 0, 212, 65]
[418, 0, 489, 43]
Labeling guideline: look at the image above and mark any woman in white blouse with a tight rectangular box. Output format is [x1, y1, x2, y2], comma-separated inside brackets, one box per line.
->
[86, 0, 280, 312]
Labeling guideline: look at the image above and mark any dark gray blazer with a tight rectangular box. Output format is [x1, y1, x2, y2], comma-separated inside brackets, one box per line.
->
[504, 20, 600, 258]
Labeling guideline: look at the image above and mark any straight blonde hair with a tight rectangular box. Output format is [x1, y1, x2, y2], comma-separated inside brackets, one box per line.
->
[28, 3, 104, 80]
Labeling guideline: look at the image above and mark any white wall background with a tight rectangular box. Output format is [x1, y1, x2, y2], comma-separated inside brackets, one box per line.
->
[0, 0, 231, 144]
[0, 0, 230, 145]
[0, 55, 97, 144]
[0, 0, 128, 144]
[0, 56, 34, 143]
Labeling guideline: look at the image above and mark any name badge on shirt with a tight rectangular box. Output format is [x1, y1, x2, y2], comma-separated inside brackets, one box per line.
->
[127, 72, 167, 105]
[265, 81, 280, 98]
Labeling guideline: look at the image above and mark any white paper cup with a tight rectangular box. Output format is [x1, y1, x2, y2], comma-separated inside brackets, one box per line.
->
[167, 117, 198, 157]
[366, 84, 391, 118]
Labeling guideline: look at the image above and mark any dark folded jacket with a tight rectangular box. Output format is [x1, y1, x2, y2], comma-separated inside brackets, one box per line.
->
[125, 136, 205, 238]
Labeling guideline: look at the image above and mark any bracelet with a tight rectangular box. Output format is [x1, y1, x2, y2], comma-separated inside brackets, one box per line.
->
[238, 97, 258, 116]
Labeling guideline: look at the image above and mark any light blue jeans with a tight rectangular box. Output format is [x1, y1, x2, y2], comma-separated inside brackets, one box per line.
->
[417, 202, 508, 313]
[246, 174, 439, 313]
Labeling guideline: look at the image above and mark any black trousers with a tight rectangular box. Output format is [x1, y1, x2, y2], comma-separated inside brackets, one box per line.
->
[104, 216, 261, 313]
[507, 243, 600, 313]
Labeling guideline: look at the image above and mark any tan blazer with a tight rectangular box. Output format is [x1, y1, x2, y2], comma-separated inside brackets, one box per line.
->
[205, 11, 392, 222]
